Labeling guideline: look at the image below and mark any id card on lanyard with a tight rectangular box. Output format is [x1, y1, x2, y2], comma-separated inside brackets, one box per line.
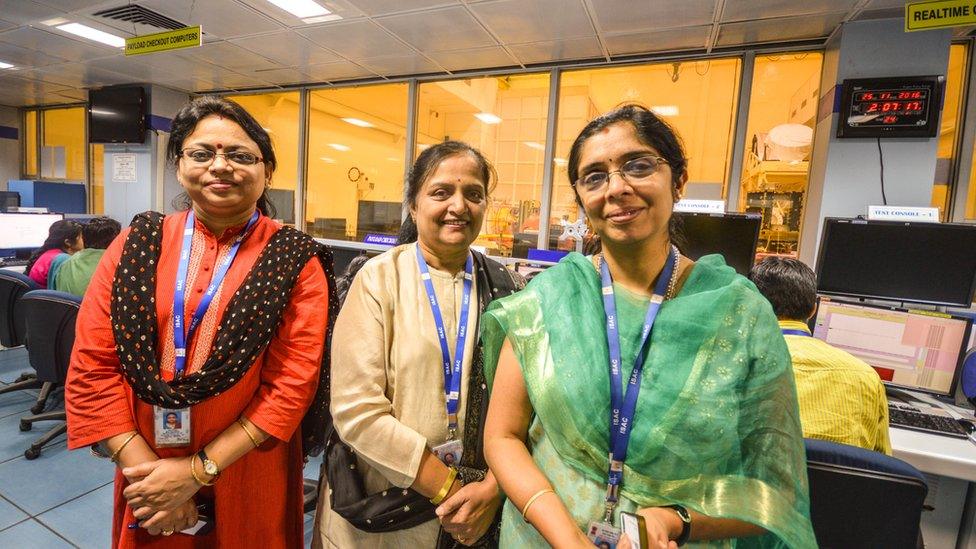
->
[155, 210, 259, 448]
[416, 244, 473, 466]
[587, 246, 678, 546]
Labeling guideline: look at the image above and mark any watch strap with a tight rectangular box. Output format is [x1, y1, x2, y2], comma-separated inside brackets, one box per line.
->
[196, 449, 221, 480]
[665, 504, 691, 546]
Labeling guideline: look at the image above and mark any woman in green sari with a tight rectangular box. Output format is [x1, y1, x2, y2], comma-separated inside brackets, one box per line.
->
[482, 105, 816, 548]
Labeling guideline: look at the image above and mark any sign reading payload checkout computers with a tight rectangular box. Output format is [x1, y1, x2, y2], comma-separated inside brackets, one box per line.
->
[125, 26, 202, 56]
[906, 0, 976, 31]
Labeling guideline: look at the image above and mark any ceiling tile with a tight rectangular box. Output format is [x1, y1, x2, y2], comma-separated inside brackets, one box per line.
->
[358, 53, 444, 76]
[853, 7, 906, 21]
[723, 0, 859, 22]
[508, 36, 604, 65]
[230, 30, 341, 67]
[34, 0, 119, 13]
[51, 88, 89, 101]
[0, 41, 68, 67]
[19, 62, 133, 87]
[0, 20, 15, 33]
[376, 6, 495, 53]
[0, 27, 118, 63]
[87, 55, 182, 82]
[716, 12, 846, 47]
[590, 0, 717, 33]
[427, 45, 517, 72]
[303, 60, 377, 82]
[251, 67, 312, 85]
[346, 0, 458, 16]
[184, 41, 280, 71]
[171, 69, 274, 93]
[604, 25, 711, 56]
[300, 20, 411, 59]
[866, 0, 909, 8]
[0, 0, 65, 25]
[470, 0, 594, 44]
[139, 0, 284, 40]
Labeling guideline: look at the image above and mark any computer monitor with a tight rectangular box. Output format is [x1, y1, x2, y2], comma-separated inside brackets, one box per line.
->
[816, 218, 976, 306]
[0, 191, 20, 212]
[0, 212, 65, 249]
[812, 299, 973, 397]
[357, 201, 402, 237]
[674, 212, 760, 276]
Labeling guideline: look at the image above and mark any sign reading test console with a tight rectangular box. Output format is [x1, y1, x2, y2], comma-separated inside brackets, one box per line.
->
[906, 0, 976, 31]
[125, 26, 202, 56]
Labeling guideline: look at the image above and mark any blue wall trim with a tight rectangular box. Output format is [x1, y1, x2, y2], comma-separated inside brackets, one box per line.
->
[0, 125, 17, 140]
[148, 115, 172, 133]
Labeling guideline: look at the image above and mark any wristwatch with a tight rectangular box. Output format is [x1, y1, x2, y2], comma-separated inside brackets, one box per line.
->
[665, 504, 692, 546]
[197, 449, 221, 482]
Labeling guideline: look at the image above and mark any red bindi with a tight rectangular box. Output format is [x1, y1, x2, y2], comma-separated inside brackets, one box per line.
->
[216, 143, 222, 149]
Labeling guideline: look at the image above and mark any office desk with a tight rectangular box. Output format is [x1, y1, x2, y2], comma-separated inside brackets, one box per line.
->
[891, 427, 976, 548]
[0, 265, 27, 274]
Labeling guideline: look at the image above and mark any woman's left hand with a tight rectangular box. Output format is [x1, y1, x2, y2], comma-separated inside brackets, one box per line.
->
[123, 457, 200, 515]
[435, 478, 501, 546]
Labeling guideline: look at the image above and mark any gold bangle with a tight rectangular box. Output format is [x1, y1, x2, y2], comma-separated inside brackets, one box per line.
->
[429, 467, 458, 505]
[237, 418, 260, 448]
[521, 488, 555, 522]
[110, 432, 139, 464]
[189, 454, 214, 487]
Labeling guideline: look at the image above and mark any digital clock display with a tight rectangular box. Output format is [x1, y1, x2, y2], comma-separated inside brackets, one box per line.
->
[837, 76, 943, 138]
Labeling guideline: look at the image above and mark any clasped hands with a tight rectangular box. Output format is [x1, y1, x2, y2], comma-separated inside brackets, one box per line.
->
[435, 477, 501, 546]
[121, 457, 202, 536]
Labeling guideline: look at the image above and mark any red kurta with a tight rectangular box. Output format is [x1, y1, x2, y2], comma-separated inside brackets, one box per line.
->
[66, 211, 329, 548]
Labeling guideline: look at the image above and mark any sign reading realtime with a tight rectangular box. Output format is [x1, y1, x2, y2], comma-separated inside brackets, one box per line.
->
[837, 76, 944, 138]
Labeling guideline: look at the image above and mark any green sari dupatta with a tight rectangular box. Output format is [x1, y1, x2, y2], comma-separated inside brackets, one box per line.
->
[481, 253, 816, 548]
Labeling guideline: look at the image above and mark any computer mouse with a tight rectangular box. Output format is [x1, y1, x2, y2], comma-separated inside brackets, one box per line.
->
[957, 418, 976, 434]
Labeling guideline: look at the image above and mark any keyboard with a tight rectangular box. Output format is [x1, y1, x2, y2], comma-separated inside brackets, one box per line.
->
[0, 258, 29, 267]
[889, 406, 971, 438]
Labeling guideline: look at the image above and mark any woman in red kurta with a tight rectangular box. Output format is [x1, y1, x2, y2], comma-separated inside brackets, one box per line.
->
[65, 96, 333, 548]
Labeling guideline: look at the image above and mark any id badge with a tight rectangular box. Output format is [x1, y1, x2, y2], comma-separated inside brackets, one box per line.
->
[154, 406, 191, 448]
[587, 520, 621, 548]
[431, 439, 463, 467]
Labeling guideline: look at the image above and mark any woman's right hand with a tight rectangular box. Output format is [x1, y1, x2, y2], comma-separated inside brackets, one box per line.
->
[137, 497, 198, 536]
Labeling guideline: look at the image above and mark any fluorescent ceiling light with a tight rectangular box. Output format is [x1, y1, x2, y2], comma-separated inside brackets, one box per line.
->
[320, 156, 336, 163]
[328, 143, 350, 151]
[523, 142, 545, 151]
[0, 61, 14, 70]
[266, 0, 330, 18]
[651, 105, 679, 117]
[474, 112, 501, 124]
[41, 17, 69, 26]
[302, 14, 343, 23]
[57, 23, 125, 48]
[342, 117, 374, 128]
[386, 157, 399, 162]
[90, 108, 117, 116]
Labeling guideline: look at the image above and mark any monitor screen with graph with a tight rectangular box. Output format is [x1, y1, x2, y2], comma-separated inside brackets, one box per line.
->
[812, 299, 973, 397]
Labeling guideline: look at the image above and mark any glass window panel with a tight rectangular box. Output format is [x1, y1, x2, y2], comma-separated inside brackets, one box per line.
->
[737, 52, 823, 258]
[226, 92, 301, 224]
[306, 83, 409, 242]
[934, 44, 968, 220]
[553, 59, 742, 252]
[41, 107, 86, 180]
[24, 109, 37, 177]
[417, 74, 551, 257]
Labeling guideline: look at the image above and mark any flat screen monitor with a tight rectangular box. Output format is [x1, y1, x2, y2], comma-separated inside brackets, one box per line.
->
[674, 212, 760, 276]
[812, 299, 972, 397]
[0, 191, 19, 212]
[816, 218, 976, 306]
[89, 85, 147, 144]
[0, 212, 65, 249]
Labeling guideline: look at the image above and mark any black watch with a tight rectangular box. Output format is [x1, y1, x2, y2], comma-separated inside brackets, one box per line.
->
[665, 504, 692, 546]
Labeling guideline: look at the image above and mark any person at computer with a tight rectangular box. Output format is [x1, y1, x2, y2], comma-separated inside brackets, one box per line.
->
[65, 95, 335, 546]
[53, 216, 121, 298]
[482, 104, 816, 548]
[23, 219, 83, 289]
[750, 256, 892, 455]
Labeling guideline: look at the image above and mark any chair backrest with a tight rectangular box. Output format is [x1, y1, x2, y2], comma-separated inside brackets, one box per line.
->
[0, 271, 38, 347]
[21, 290, 82, 383]
[805, 438, 927, 549]
[960, 347, 976, 406]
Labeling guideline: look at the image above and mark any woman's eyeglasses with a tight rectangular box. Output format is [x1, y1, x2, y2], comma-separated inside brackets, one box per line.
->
[573, 155, 668, 192]
[180, 148, 264, 167]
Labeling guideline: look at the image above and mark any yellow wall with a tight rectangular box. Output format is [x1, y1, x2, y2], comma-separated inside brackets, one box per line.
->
[24, 110, 37, 176]
[41, 107, 86, 180]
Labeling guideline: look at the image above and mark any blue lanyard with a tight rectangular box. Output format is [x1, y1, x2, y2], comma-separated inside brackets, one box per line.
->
[600, 245, 677, 522]
[416, 244, 474, 440]
[173, 210, 259, 379]
[781, 329, 811, 337]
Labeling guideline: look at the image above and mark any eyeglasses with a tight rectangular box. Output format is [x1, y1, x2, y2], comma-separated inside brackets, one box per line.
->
[180, 148, 264, 167]
[573, 155, 668, 193]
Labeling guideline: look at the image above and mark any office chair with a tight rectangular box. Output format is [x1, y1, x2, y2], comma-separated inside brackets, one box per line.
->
[0, 271, 53, 414]
[17, 290, 81, 460]
[805, 438, 927, 549]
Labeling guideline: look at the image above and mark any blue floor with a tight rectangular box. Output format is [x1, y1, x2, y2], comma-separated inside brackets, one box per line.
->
[0, 346, 320, 548]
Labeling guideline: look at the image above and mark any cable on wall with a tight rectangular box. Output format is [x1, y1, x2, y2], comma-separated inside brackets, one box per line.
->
[877, 137, 887, 206]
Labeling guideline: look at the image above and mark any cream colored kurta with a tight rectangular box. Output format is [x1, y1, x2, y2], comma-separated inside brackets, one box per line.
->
[315, 243, 479, 548]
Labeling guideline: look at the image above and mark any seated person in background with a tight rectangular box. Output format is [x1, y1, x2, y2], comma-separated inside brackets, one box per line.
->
[54, 216, 122, 297]
[25, 220, 84, 289]
[750, 256, 891, 455]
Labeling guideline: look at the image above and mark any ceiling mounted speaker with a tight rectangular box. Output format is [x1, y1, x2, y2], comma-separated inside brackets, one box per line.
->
[960, 348, 976, 407]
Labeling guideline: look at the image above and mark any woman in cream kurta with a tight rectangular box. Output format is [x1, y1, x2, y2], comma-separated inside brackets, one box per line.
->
[315, 243, 479, 547]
